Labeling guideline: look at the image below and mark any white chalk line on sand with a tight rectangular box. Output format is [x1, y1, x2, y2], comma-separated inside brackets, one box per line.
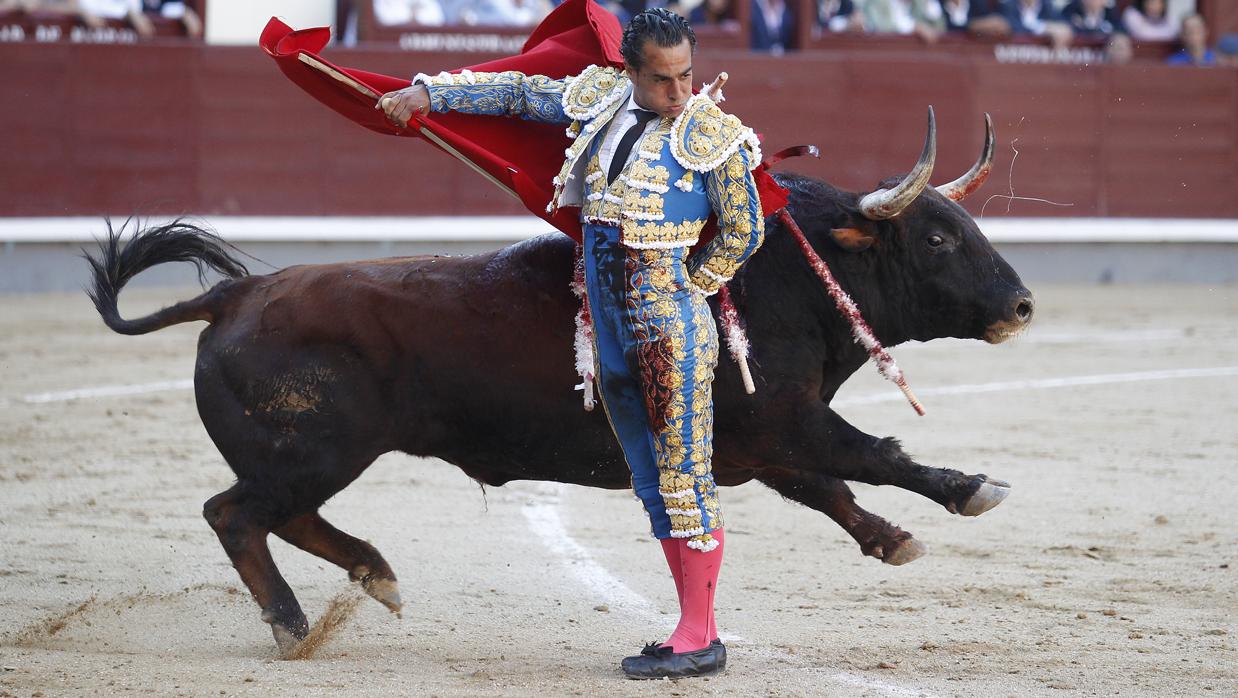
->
[8, 364, 1236, 412]
[825, 671, 941, 697]
[0, 378, 194, 409]
[1019, 328, 1226, 344]
[520, 483, 670, 630]
[833, 365, 1238, 408]
[521, 483, 941, 696]
[19, 378, 194, 404]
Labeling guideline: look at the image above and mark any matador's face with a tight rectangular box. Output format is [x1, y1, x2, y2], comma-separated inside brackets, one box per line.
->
[626, 38, 694, 120]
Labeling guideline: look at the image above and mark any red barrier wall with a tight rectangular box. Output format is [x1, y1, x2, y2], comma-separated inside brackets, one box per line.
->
[2, 42, 1235, 219]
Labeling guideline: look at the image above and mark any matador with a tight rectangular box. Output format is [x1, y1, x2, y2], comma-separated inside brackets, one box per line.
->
[379, 8, 765, 679]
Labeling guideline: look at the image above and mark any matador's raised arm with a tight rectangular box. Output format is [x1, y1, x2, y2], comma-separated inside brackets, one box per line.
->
[414, 70, 574, 125]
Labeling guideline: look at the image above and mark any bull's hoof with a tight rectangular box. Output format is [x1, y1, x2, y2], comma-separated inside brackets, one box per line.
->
[352, 565, 403, 618]
[861, 533, 927, 565]
[959, 477, 1011, 517]
[271, 623, 303, 658]
[364, 578, 403, 618]
[881, 537, 928, 566]
[261, 609, 308, 658]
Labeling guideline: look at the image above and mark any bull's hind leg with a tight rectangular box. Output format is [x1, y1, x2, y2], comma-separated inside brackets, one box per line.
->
[759, 469, 927, 565]
[274, 513, 403, 617]
[203, 482, 308, 654]
[194, 343, 396, 656]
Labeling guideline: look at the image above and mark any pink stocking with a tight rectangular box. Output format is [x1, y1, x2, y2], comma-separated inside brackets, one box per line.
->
[659, 538, 686, 607]
[662, 528, 724, 653]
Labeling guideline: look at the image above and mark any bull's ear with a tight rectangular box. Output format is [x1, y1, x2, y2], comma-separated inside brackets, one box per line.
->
[830, 227, 876, 252]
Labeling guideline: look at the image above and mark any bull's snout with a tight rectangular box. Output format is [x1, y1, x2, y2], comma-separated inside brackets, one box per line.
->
[984, 291, 1034, 344]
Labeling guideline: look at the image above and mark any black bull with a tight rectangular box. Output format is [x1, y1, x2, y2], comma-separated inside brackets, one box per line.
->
[87, 125, 1033, 656]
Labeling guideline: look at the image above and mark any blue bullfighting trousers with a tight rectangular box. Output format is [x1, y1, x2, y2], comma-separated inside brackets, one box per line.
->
[582, 222, 724, 547]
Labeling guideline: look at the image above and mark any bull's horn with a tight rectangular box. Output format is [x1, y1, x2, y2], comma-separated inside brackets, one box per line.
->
[858, 106, 937, 220]
[936, 113, 995, 202]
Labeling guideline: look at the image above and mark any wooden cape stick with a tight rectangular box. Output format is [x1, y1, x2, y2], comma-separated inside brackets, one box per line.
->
[297, 52, 520, 200]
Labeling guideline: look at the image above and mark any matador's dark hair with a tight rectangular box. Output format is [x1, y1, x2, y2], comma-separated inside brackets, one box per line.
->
[621, 8, 697, 71]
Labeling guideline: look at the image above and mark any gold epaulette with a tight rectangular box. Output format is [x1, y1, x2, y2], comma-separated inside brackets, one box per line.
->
[561, 65, 628, 121]
[670, 94, 762, 173]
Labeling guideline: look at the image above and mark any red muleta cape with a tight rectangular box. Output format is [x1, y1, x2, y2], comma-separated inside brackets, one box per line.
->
[260, 0, 789, 244]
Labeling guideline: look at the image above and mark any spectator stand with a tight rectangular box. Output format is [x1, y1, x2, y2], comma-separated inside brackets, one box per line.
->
[344, 0, 746, 50]
[1, 0, 1234, 56]
[797, 0, 1192, 64]
[0, 0, 205, 43]
[339, 0, 1238, 62]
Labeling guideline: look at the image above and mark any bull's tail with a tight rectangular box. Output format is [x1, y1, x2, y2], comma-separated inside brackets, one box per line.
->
[85, 219, 251, 335]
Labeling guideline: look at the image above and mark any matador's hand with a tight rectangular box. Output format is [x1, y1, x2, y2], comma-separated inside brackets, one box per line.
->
[377, 85, 430, 128]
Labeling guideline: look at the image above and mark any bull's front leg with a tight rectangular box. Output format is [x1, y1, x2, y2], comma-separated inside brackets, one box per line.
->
[758, 468, 928, 565]
[782, 403, 1010, 517]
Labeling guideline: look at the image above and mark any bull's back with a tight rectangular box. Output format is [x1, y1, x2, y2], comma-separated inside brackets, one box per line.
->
[193, 234, 632, 486]
[207, 235, 575, 361]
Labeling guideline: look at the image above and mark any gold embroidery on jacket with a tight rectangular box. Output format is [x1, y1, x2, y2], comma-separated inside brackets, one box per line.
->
[622, 190, 665, 219]
[562, 66, 625, 118]
[671, 96, 750, 171]
[692, 145, 766, 283]
[626, 159, 671, 189]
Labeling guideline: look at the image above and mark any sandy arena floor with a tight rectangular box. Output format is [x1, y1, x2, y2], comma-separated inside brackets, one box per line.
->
[1, 282, 1235, 697]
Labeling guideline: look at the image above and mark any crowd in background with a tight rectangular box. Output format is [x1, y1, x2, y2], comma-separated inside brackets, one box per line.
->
[366, 0, 1237, 65]
[808, 0, 1234, 65]
[361, 0, 1238, 64]
[0, 0, 201, 36]
[791, 0, 1232, 64]
[2, 0, 1236, 67]
[372, 0, 551, 26]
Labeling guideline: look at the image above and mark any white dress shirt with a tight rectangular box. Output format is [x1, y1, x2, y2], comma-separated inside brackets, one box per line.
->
[597, 91, 662, 184]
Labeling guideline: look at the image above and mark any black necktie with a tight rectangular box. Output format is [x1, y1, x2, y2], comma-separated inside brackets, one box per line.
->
[607, 109, 659, 185]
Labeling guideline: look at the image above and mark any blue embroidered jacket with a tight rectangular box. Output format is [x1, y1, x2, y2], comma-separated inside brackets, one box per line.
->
[415, 65, 765, 295]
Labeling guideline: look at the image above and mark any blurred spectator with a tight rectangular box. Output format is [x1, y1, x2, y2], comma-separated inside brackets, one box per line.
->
[964, 0, 1012, 38]
[819, 0, 862, 33]
[10, 0, 72, 24]
[78, 0, 155, 37]
[1061, 0, 1122, 38]
[1004, 0, 1070, 48]
[861, 0, 945, 42]
[374, 0, 446, 25]
[141, 0, 202, 38]
[1217, 34, 1238, 69]
[690, 0, 735, 26]
[1122, 0, 1177, 42]
[0, 0, 197, 38]
[1166, 14, 1214, 66]
[613, 0, 703, 26]
[751, 0, 794, 53]
[0, 0, 37, 12]
[458, 0, 551, 26]
[938, 0, 970, 33]
[1105, 31, 1133, 63]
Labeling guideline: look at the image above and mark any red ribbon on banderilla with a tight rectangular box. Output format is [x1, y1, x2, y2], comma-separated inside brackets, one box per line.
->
[776, 207, 925, 416]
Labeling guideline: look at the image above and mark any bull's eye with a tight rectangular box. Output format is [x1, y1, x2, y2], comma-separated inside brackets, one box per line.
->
[927, 234, 945, 248]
